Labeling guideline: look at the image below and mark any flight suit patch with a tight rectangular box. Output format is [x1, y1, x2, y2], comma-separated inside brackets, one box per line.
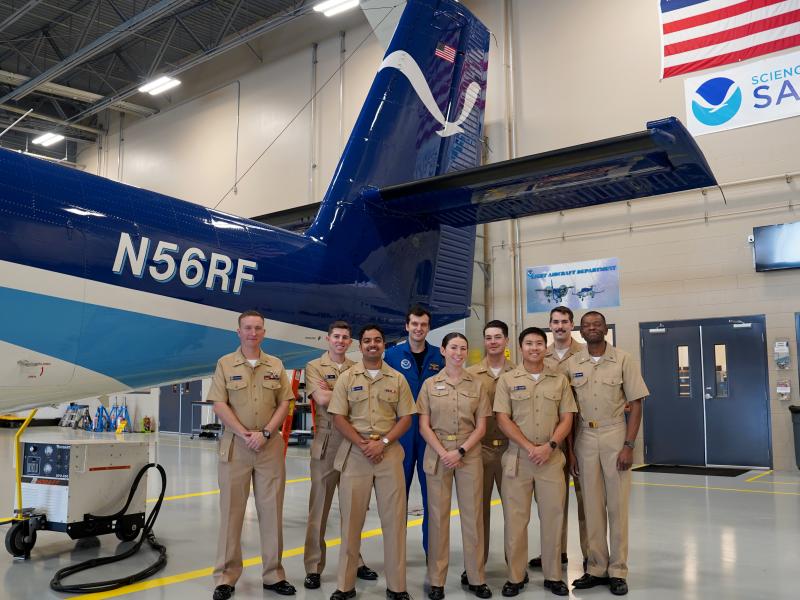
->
[429, 363, 440, 372]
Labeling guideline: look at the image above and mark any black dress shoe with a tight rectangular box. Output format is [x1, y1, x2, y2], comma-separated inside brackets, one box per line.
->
[468, 583, 492, 598]
[304, 574, 321, 589]
[264, 580, 296, 595]
[571, 573, 609, 589]
[428, 586, 445, 600]
[386, 590, 410, 600]
[609, 578, 628, 596]
[543, 580, 568, 597]
[528, 553, 568, 569]
[461, 571, 469, 585]
[330, 589, 356, 600]
[357, 565, 379, 581]
[213, 585, 235, 600]
[501, 574, 528, 597]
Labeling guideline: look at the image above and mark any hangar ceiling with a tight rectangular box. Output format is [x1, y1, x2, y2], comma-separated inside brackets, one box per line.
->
[0, 0, 316, 161]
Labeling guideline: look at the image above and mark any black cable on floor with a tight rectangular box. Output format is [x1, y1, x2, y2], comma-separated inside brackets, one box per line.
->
[49, 463, 168, 594]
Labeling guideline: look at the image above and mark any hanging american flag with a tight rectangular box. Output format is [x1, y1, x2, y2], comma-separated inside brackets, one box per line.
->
[660, 0, 800, 78]
[435, 42, 456, 63]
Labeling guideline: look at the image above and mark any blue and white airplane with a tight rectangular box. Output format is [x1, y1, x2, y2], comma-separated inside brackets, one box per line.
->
[0, 0, 716, 412]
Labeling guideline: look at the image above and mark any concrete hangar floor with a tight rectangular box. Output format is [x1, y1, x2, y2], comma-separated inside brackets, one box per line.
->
[0, 428, 797, 600]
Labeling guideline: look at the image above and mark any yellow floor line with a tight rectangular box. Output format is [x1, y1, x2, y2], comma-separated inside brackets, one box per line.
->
[745, 469, 773, 482]
[73, 512, 435, 600]
[68, 480, 797, 598]
[751, 480, 800, 485]
[146, 478, 310, 504]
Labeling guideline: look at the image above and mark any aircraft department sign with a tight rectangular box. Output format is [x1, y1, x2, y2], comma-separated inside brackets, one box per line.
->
[526, 258, 620, 314]
[684, 49, 800, 136]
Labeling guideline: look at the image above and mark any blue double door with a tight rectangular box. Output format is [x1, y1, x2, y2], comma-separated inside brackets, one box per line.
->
[640, 316, 771, 468]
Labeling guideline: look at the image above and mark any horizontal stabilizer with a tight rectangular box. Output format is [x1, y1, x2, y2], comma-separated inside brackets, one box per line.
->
[369, 118, 716, 227]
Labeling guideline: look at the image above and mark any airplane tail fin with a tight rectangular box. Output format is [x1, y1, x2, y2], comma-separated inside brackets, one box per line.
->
[307, 0, 489, 328]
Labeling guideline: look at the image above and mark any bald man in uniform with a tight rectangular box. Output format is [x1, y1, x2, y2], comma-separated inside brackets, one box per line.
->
[303, 320, 377, 589]
[495, 327, 576, 598]
[568, 311, 648, 596]
[328, 324, 415, 600]
[210, 310, 297, 600]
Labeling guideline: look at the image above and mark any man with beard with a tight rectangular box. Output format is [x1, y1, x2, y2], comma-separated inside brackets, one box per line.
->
[328, 324, 415, 600]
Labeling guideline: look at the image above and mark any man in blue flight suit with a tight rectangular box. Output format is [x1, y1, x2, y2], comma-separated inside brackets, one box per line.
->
[384, 305, 444, 556]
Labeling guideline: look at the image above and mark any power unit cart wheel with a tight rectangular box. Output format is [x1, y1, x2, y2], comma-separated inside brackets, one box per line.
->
[5, 521, 37, 557]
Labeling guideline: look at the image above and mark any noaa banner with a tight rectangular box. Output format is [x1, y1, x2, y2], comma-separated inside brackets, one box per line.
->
[685, 49, 800, 136]
[526, 258, 620, 314]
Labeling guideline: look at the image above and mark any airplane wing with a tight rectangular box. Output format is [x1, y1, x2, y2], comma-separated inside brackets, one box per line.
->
[367, 117, 716, 227]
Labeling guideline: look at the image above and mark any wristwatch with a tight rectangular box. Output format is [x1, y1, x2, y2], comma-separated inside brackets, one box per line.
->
[623, 440, 635, 449]
[457, 446, 466, 457]
[381, 437, 390, 447]
[262, 428, 271, 439]
[548, 440, 557, 449]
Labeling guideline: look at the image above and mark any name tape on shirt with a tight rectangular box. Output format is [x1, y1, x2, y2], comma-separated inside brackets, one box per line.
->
[230, 375, 243, 381]
[512, 385, 527, 391]
[325, 374, 337, 380]
[574, 372, 584, 378]
[351, 386, 363, 392]
[264, 373, 279, 380]
[435, 384, 447, 390]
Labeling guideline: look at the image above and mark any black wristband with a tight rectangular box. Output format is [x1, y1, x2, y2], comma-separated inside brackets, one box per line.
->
[457, 446, 466, 456]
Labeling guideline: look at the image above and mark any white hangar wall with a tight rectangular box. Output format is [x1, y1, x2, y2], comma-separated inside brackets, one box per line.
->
[481, 0, 800, 470]
[80, 19, 383, 216]
[77, 1, 799, 469]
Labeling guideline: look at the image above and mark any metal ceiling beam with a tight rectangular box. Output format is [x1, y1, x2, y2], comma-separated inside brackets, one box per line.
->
[0, 69, 155, 117]
[0, 0, 194, 104]
[147, 18, 178, 77]
[68, 2, 316, 123]
[0, 1, 46, 35]
[0, 102, 102, 134]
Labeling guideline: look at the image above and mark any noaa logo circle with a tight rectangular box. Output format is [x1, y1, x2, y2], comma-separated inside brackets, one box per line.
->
[400, 358, 412, 370]
[691, 77, 742, 126]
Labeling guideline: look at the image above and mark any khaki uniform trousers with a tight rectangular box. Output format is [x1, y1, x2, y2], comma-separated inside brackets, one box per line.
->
[501, 448, 566, 583]
[214, 434, 286, 586]
[481, 442, 506, 564]
[575, 420, 630, 579]
[561, 457, 588, 559]
[337, 442, 407, 592]
[303, 427, 365, 574]
[426, 443, 485, 586]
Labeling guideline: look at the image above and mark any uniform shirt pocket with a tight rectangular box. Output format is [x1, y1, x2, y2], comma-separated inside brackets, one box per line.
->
[542, 392, 559, 416]
[261, 378, 280, 411]
[429, 389, 450, 426]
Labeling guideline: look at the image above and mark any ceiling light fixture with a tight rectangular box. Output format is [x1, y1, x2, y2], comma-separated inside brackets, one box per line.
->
[138, 75, 181, 95]
[32, 132, 65, 147]
[314, 0, 360, 17]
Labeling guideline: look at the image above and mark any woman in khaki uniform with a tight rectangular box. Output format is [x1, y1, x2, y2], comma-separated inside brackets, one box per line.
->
[418, 332, 493, 600]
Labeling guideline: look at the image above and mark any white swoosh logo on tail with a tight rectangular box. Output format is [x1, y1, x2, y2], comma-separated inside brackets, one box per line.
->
[379, 50, 481, 137]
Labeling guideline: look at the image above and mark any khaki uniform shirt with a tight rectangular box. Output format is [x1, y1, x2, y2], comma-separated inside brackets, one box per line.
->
[467, 357, 515, 446]
[494, 365, 577, 445]
[208, 348, 296, 456]
[305, 352, 355, 431]
[565, 344, 649, 421]
[417, 370, 492, 442]
[328, 361, 416, 437]
[544, 339, 585, 375]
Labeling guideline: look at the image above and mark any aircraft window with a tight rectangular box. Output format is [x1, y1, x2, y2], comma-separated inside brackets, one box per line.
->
[714, 345, 728, 398]
[677, 345, 690, 397]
